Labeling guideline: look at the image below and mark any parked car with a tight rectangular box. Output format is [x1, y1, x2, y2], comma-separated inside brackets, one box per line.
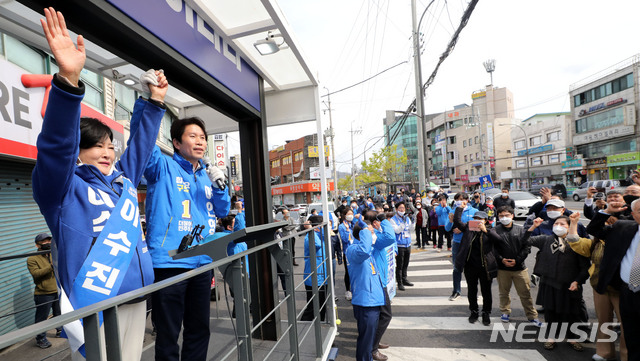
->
[307, 202, 337, 228]
[571, 179, 628, 201]
[489, 191, 540, 219]
[529, 183, 567, 199]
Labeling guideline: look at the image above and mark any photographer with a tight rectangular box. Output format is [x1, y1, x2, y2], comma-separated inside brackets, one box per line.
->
[583, 186, 608, 220]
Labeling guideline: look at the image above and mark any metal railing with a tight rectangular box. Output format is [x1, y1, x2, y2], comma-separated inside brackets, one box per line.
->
[0, 222, 337, 361]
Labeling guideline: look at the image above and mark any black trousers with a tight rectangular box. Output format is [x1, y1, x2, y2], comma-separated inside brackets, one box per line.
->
[428, 228, 437, 246]
[620, 286, 640, 360]
[415, 227, 429, 247]
[395, 247, 411, 283]
[373, 287, 392, 352]
[301, 284, 327, 321]
[153, 268, 212, 361]
[343, 254, 351, 292]
[437, 226, 452, 249]
[34, 293, 61, 340]
[464, 266, 493, 313]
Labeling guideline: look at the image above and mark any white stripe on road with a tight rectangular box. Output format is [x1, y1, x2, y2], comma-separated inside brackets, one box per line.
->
[388, 317, 501, 330]
[391, 296, 481, 306]
[407, 269, 451, 277]
[407, 260, 452, 267]
[401, 281, 465, 289]
[382, 347, 546, 361]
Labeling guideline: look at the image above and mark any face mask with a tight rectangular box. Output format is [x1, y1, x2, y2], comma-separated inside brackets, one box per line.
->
[624, 194, 639, 205]
[371, 233, 378, 244]
[547, 210, 562, 219]
[428, 194, 434, 198]
[486, 202, 493, 207]
[351, 205, 357, 209]
[501, 193, 509, 198]
[342, 203, 347, 206]
[552, 225, 568, 237]
[454, 200, 463, 208]
[416, 204, 421, 209]
[40, 243, 51, 251]
[346, 215, 354, 222]
[397, 211, 405, 217]
[499, 217, 512, 226]
[383, 208, 389, 212]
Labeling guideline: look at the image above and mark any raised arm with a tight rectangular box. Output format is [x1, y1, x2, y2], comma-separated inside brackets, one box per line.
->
[33, 8, 86, 209]
[346, 228, 374, 264]
[373, 219, 396, 249]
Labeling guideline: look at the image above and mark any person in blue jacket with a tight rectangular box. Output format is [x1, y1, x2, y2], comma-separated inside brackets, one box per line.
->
[143, 113, 230, 358]
[435, 195, 453, 252]
[231, 201, 246, 231]
[445, 192, 478, 301]
[32, 8, 168, 360]
[368, 212, 397, 361]
[346, 217, 395, 361]
[339, 208, 356, 301]
[390, 202, 415, 291]
[301, 215, 328, 321]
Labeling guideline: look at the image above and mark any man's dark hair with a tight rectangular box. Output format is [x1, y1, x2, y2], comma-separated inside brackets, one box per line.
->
[454, 192, 469, 200]
[554, 215, 571, 226]
[606, 189, 624, 197]
[496, 206, 514, 215]
[395, 201, 405, 209]
[353, 222, 362, 240]
[385, 211, 395, 219]
[79, 117, 113, 149]
[364, 210, 378, 223]
[309, 215, 323, 227]
[502, 187, 510, 192]
[170, 117, 207, 152]
[221, 215, 235, 230]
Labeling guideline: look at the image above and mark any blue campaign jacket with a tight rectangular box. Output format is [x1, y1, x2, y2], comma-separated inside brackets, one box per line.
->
[445, 206, 478, 243]
[338, 220, 355, 254]
[32, 78, 164, 297]
[371, 220, 397, 287]
[435, 205, 453, 226]
[346, 228, 394, 307]
[234, 211, 246, 232]
[390, 214, 413, 247]
[304, 230, 326, 287]
[143, 146, 230, 269]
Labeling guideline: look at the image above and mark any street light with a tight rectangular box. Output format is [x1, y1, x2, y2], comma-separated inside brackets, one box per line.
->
[499, 123, 531, 190]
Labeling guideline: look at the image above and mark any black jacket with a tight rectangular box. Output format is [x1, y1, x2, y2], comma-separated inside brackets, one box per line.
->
[493, 196, 515, 210]
[452, 207, 497, 279]
[587, 211, 639, 293]
[529, 233, 590, 286]
[488, 223, 531, 271]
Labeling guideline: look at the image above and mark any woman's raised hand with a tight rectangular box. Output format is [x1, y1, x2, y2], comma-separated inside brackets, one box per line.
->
[40, 7, 85, 86]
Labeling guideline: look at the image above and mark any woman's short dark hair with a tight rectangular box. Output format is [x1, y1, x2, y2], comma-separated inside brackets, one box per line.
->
[170, 117, 207, 151]
[454, 192, 469, 200]
[79, 117, 113, 149]
[353, 222, 362, 240]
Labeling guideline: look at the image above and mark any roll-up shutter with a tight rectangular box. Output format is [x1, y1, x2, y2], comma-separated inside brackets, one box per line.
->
[0, 160, 50, 335]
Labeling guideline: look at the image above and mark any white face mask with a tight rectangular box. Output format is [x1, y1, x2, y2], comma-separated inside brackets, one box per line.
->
[547, 210, 562, 219]
[397, 211, 405, 217]
[346, 215, 354, 222]
[499, 217, 512, 226]
[416, 204, 421, 209]
[501, 193, 509, 198]
[454, 200, 463, 208]
[342, 203, 347, 206]
[428, 193, 434, 198]
[552, 225, 568, 237]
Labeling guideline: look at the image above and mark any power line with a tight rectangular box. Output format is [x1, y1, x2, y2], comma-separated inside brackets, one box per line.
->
[321, 61, 409, 98]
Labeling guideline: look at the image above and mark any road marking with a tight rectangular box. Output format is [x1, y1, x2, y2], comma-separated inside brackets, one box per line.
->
[401, 281, 465, 289]
[388, 317, 501, 330]
[391, 296, 481, 306]
[408, 260, 452, 267]
[381, 347, 546, 361]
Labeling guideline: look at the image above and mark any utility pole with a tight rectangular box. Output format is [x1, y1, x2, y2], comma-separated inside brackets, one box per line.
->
[349, 123, 362, 197]
[324, 88, 339, 204]
[412, 0, 428, 192]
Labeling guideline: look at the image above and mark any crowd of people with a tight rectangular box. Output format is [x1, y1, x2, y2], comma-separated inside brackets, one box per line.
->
[331, 180, 640, 361]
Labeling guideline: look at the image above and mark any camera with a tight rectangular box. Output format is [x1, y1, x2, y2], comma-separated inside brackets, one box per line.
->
[594, 192, 605, 200]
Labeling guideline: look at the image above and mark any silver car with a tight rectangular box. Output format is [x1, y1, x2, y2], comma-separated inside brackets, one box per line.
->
[572, 179, 624, 201]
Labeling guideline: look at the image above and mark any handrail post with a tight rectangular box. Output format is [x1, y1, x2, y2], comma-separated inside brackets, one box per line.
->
[103, 306, 122, 361]
[84, 313, 103, 361]
[230, 258, 253, 361]
[280, 235, 300, 360]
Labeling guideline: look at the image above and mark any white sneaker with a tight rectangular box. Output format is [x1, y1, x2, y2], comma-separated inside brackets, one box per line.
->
[345, 291, 352, 301]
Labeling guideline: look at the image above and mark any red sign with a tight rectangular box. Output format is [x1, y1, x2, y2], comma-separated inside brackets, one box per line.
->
[461, 174, 469, 182]
[447, 111, 460, 118]
[234, 185, 240, 191]
[271, 181, 335, 195]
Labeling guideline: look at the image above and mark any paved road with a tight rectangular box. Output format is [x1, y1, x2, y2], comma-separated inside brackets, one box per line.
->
[331, 228, 619, 361]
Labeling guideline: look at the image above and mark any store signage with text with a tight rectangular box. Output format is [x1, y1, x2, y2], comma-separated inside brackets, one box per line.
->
[578, 97, 626, 117]
[271, 180, 335, 195]
[572, 125, 635, 145]
[517, 144, 553, 156]
[307, 146, 330, 158]
[607, 152, 640, 166]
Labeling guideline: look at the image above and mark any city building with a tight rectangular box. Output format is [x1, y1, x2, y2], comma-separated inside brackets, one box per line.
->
[384, 113, 419, 189]
[425, 85, 515, 190]
[505, 112, 571, 189]
[269, 134, 334, 205]
[568, 55, 639, 183]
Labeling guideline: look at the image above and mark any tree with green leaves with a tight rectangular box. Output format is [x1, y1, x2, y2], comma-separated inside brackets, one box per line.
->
[359, 145, 408, 187]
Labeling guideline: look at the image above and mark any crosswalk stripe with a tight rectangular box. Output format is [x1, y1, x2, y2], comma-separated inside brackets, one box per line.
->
[407, 260, 452, 267]
[407, 269, 451, 277]
[402, 281, 465, 289]
[381, 347, 546, 361]
[387, 316, 501, 330]
[391, 296, 481, 306]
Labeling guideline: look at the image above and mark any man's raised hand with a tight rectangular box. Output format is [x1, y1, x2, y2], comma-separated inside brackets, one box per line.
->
[41, 7, 85, 86]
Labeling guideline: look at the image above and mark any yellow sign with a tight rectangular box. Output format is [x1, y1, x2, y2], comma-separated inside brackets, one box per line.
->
[307, 146, 330, 158]
[472, 90, 486, 99]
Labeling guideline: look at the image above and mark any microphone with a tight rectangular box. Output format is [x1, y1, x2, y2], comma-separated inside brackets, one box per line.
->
[202, 156, 226, 190]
